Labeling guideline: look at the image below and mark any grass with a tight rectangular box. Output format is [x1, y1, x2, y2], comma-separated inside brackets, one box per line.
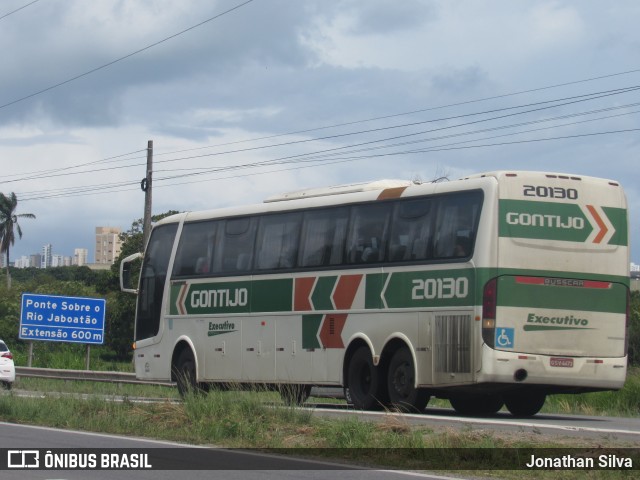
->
[2, 366, 639, 477]
[14, 367, 640, 417]
[0, 385, 638, 477]
[12, 345, 134, 372]
[542, 369, 640, 417]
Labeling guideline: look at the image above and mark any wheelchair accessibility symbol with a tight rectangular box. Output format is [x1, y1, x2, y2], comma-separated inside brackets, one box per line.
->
[495, 328, 514, 348]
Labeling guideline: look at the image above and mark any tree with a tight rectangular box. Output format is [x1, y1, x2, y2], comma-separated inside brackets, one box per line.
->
[0, 192, 36, 288]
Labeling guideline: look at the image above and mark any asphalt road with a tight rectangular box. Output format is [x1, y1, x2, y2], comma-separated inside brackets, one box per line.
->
[0, 422, 458, 480]
[305, 402, 640, 443]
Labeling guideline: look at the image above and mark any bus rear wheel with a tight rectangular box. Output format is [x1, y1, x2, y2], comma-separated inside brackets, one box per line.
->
[346, 346, 384, 410]
[387, 348, 429, 412]
[173, 348, 197, 397]
[504, 391, 546, 417]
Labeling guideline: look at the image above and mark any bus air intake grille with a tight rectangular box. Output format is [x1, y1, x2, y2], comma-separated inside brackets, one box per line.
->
[434, 314, 472, 373]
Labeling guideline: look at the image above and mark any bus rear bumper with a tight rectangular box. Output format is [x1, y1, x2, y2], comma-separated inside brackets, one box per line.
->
[477, 345, 627, 390]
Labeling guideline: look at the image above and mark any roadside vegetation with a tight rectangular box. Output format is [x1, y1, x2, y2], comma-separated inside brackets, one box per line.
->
[1, 377, 639, 477]
[11, 366, 640, 418]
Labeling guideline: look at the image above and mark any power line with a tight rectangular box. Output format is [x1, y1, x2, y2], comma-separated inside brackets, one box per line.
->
[151, 67, 640, 159]
[29, 126, 640, 201]
[0, 0, 40, 22]
[12, 92, 640, 197]
[151, 85, 640, 179]
[0, 0, 254, 111]
[6, 70, 640, 183]
[18, 112, 640, 201]
[8, 72, 640, 200]
[0, 149, 146, 184]
[8, 83, 637, 185]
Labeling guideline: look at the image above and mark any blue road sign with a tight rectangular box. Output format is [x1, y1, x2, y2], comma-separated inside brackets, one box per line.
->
[20, 293, 106, 345]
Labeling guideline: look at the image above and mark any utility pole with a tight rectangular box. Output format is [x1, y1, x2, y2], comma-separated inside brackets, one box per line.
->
[142, 140, 153, 249]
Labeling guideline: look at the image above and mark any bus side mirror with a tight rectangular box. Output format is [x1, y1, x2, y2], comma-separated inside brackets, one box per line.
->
[120, 252, 143, 294]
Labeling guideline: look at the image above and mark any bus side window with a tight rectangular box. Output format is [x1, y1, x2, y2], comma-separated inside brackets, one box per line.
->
[389, 198, 433, 262]
[255, 212, 302, 270]
[433, 192, 482, 259]
[218, 217, 257, 274]
[171, 221, 217, 277]
[347, 204, 391, 264]
[299, 207, 348, 267]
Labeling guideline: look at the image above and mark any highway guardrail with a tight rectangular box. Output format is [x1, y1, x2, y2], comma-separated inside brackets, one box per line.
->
[15, 367, 174, 387]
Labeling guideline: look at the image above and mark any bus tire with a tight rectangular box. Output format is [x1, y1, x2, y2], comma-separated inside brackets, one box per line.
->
[347, 346, 383, 410]
[504, 391, 546, 417]
[173, 348, 198, 397]
[343, 387, 353, 405]
[450, 394, 504, 416]
[387, 348, 429, 412]
[279, 384, 311, 406]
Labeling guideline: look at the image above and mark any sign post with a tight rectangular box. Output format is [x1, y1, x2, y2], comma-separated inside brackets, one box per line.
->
[20, 293, 106, 369]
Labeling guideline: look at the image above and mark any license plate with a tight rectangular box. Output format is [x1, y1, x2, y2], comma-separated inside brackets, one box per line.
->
[550, 357, 574, 368]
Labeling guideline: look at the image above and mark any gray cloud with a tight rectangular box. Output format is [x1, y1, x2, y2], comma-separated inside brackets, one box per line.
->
[1, 0, 638, 264]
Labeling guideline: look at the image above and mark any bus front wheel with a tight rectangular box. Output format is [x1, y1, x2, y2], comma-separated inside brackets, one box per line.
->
[173, 348, 197, 397]
[504, 391, 546, 417]
[387, 348, 429, 412]
[346, 346, 383, 410]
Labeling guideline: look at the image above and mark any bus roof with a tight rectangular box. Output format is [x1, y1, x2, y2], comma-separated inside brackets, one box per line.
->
[264, 179, 413, 203]
[461, 170, 621, 186]
[152, 170, 624, 227]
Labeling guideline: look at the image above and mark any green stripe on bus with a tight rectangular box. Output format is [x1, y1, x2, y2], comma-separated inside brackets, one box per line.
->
[302, 314, 323, 349]
[170, 278, 292, 315]
[499, 199, 592, 242]
[252, 278, 293, 312]
[602, 206, 628, 246]
[522, 325, 595, 332]
[365, 273, 388, 309]
[169, 267, 627, 316]
[497, 276, 626, 314]
[381, 269, 476, 309]
[312, 276, 337, 310]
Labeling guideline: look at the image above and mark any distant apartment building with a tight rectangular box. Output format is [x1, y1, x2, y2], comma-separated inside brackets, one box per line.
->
[74, 248, 89, 266]
[95, 227, 122, 265]
[52, 255, 72, 267]
[41, 244, 53, 269]
[30, 254, 42, 268]
[13, 254, 41, 269]
[13, 256, 26, 268]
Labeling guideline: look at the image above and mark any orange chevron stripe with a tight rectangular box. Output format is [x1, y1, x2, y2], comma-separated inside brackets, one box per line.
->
[294, 277, 315, 311]
[586, 205, 608, 244]
[377, 186, 408, 200]
[319, 314, 347, 348]
[177, 283, 189, 315]
[332, 274, 362, 310]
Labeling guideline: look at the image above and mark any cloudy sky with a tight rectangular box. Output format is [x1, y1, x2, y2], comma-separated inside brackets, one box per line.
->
[1, 0, 639, 264]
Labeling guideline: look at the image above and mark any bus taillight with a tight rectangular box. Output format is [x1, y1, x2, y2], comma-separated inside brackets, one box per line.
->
[482, 277, 498, 348]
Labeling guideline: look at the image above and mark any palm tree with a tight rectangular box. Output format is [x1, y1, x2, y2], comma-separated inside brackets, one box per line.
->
[0, 192, 36, 288]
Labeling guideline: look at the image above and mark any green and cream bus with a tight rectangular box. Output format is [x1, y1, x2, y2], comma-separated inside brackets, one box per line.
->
[120, 171, 630, 416]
